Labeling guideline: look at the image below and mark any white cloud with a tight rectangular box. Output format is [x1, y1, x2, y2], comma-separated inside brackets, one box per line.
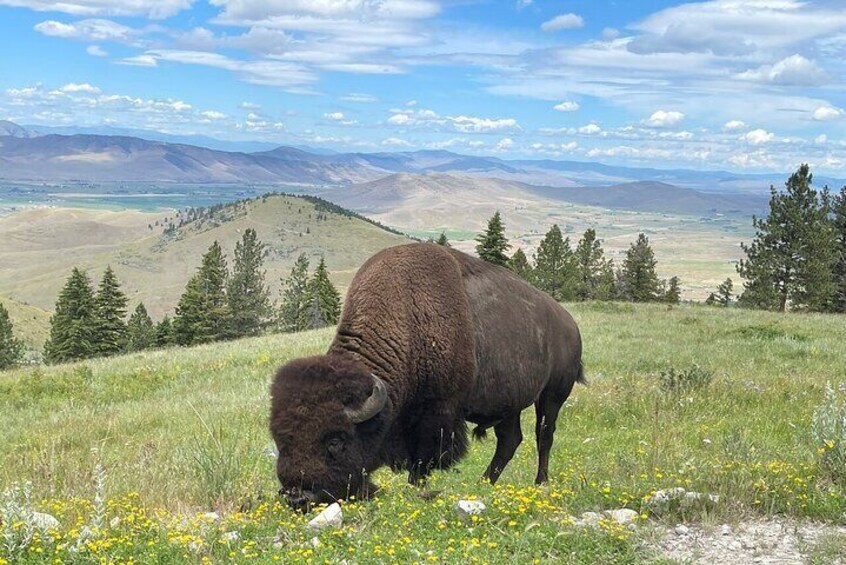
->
[736, 54, 828, 86]
[450, 115, 519, 133]
[382, 137, 412, 147]
[86, 45, 108, 57]
[815, 134, 828, 144]
[578, 123, 601, 135]
[812, 106, 844, 121]
[387, 113, 412, 125]
[723, 120, 748, 132]
[60, 83, 100, 94]
[644, 110, 685, 127]
[324, 111, 346, 121]
[240, 101, 261, 110]
[200, 110, 227, 120]
[744, 128, 775, 144]
[341, 92, 377, 103]
[386, 108, 520, 133]
[119, 54, 158, 67]
[494, 137, 514, 151]
[16, 0, 190, 18]
[541, 13, 584, 32]
[553, 100, 580, 112]
[34, 18, 139, 42]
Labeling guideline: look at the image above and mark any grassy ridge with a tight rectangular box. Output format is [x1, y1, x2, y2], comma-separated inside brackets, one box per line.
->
[1, 303, 845, 563]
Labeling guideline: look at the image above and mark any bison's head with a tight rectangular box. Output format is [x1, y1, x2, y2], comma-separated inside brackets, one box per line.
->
[269, 355, 392, 511]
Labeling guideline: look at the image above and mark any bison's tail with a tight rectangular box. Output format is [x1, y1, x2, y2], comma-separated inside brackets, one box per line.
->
[576, 359, 587, 385]
[472, 426, 488, 441]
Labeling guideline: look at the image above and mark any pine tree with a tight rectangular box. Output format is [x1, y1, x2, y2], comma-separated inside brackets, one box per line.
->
[227, 228, 271, 338]
[126, 303, 155, 352]
[0, 303, 24, 369]
[279, 253, 311, 333]
[436, 232, 450, 247]
[622, 233, 661, 302]
[705, 293, 718, 306]
[302, 258, 341, 330]
[93, 266, 128, 356]
[716, 278, 734, 307]
[832, 185, 846, 313]
[737, 165, 838, 312]
[44, 268, 97, 364]
[475, 211, 510, 266]
[507, 248, 533, 282]
[575, 228, 614, 300]
[174, 241, 231, 345]
[155, 316, 175, 347]
[664, 276, 682, 304]
[534, 224, 578, 301]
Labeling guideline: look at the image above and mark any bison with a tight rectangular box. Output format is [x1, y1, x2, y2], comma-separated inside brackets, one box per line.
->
[270, 242, 583, 510]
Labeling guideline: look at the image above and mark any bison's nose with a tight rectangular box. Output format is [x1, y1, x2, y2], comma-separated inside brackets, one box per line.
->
[283, 488, 317, 513]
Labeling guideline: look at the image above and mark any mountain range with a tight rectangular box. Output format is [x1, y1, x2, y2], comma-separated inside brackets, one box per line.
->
[3, 121, 842, 194]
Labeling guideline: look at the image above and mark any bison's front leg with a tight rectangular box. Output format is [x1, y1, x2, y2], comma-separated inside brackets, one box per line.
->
[405, 406, 469, 485]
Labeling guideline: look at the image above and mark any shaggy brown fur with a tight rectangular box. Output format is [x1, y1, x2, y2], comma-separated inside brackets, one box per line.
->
[270, 243, 583, 509]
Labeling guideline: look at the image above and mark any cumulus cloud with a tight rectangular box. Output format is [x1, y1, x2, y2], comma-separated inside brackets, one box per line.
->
[578, 123, 601, 135]
[812, 106, 844, 121]
[644, 110, 685, 128]
[200, 110, 227, 120]
[553, 100, 580, 112]
[60, 82, 101, 93]
[723, 120, 748, 132]
[744, 128, 775, 144]
[541, 13, 584, 32]
[736, 54, 828, 86]
[386, 107, 520, 133]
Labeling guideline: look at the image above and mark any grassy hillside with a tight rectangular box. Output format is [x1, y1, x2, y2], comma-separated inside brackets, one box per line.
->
[0, 195, 412, 332]
[1, 303, 844, 563]
[0, 295, 50, 351]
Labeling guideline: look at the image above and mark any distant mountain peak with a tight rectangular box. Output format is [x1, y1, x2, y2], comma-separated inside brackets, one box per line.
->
[0, 120, 37, 139]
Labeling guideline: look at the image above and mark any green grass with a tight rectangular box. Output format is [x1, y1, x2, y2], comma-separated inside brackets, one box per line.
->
[1, 303, 845, 564]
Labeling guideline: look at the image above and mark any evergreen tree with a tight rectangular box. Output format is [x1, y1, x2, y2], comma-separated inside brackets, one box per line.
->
[126, 303, 155, 352]
[737, 165, 837, 312]
[475, 211, 510, 266]
[716, 278, 734, 307]
[155, 316, 175, 347]
[575, 228, 614, 300]
[534, 224, 578, 301]
[278, 253, 311, 333]
[832, 186, 846, 313]
[622, 233, 661, 302]
[0, 303, 24, 369]
[436, 232, 450, 247]
[93, 266, 128, 356]
[302, 258, 341, 330]
[44, 268, 97, 364]
[174, 241, 231, 345]
[664, 276, 682, 304]
[507, 248, 533, 281]
[705, 293, 718, 306]
[227, 228, 272, 338]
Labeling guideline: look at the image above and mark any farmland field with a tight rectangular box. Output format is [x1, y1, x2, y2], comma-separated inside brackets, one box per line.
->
[2, 302, 845, 563]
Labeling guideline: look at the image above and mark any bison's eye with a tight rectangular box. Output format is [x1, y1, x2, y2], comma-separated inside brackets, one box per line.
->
[325, 436, 345, 458]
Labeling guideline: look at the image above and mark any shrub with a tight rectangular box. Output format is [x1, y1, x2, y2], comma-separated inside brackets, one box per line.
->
[812, 383, 846, 485]
[658, 365, 713, 394]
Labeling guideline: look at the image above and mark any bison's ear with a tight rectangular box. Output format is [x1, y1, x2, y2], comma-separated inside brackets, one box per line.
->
[344, 374, 388, 423]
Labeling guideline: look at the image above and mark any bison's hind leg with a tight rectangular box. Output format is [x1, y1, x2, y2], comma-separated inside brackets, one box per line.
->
[481, 413, 523, 485]
[534, 391, 567, 485]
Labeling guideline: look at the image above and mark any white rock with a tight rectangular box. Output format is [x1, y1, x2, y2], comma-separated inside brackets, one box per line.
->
[310, 536, 321, 548]
[109, 516, 121, 529]
[30, 512, 59, 531]
[308, 502, 343, 530]
[221, 531, 240, 543]
[201, 512, 220, 523]
[575, 511, 603, 528]
[720, 524, 732, 536]
[604, 509, 639, 526]
[682, 491, 719, 508]
[454, 500, 486, 519]
[729, 540, 742, 551]
[674, 524, 690, 536]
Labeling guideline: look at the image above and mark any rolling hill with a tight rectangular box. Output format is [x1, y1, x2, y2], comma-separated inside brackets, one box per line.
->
[0, 195, 413, 347]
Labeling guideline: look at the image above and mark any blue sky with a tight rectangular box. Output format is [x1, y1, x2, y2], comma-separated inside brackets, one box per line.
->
[1, 0, 845, 173]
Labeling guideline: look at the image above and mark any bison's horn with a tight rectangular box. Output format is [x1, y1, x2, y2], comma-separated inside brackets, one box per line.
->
[345, 375, 388, 423]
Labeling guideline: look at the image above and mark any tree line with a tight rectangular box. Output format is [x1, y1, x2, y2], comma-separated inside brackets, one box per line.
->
[40, 228, 342, 365]
[467, 211, 682, 304]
